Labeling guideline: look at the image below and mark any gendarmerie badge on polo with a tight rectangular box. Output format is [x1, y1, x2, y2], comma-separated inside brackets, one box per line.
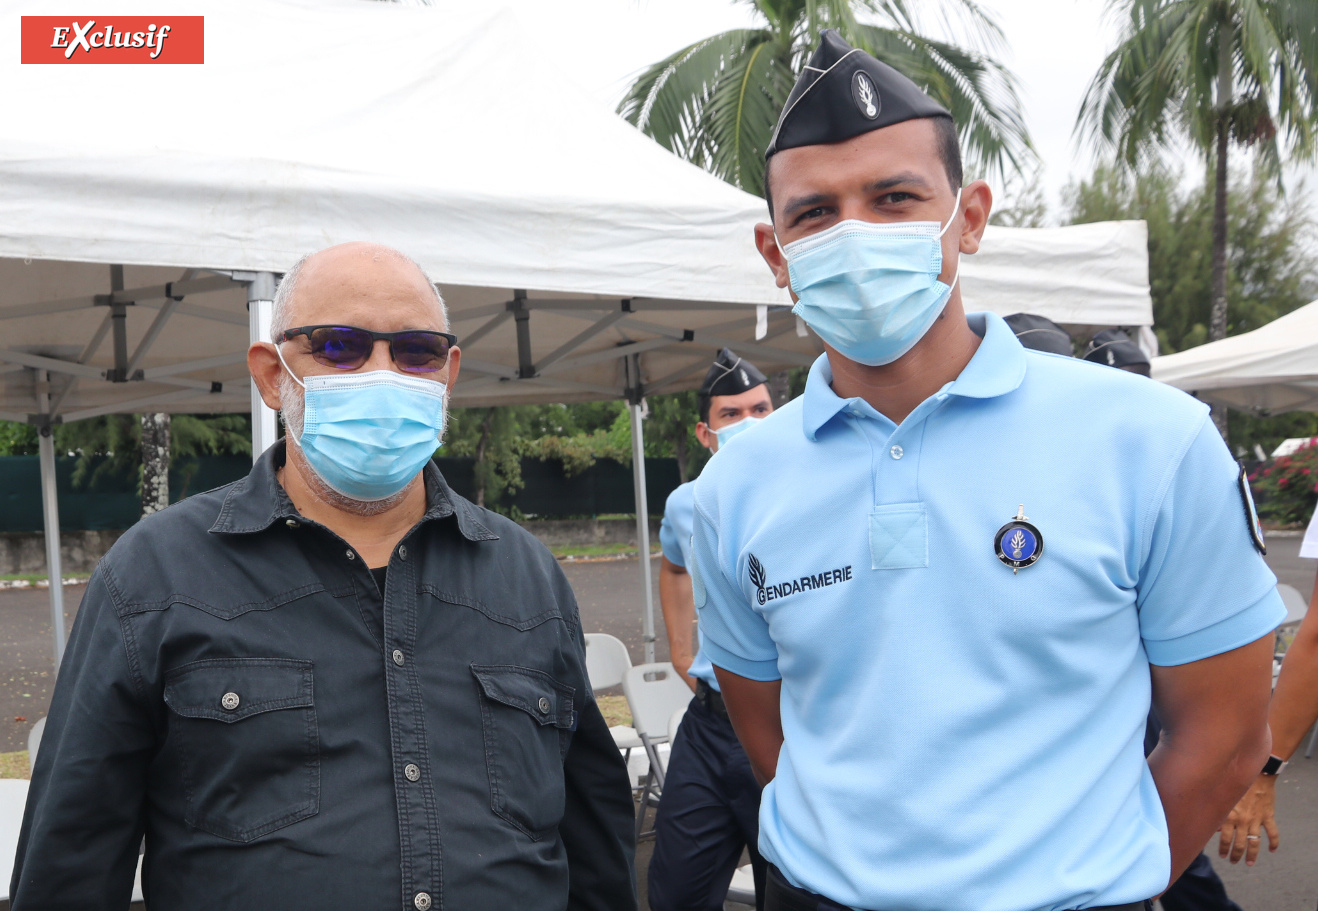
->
[1238, 464, 1267, 555]
[995, 505, 1044, 574]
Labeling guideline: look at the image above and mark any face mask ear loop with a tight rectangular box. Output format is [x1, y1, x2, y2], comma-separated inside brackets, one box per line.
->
[274, 342, 307, 389]
[938, 186, 964, 239]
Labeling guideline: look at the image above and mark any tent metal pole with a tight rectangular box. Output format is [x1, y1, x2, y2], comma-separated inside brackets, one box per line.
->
[246, 273, 278, 460]
[36, 371, 67, 667]
[626, 354, 656, 664]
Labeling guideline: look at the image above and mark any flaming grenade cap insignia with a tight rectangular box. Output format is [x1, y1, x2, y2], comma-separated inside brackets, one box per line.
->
[994, 505, 1044, 574]
[852, 71, 880, 120]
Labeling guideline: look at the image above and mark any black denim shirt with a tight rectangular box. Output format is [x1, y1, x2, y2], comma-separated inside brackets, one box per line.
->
[11, 443, 637, 911]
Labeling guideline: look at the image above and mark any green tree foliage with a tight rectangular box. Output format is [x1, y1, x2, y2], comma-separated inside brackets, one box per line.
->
[0, 414, 251, 486]
[618, 0, 1033, 196]
[1066, 162, 1318, 455]
[1066, 163, 1315, 353]
[1077, 0, 1318, 437]
[1248, 443, 1318, 526]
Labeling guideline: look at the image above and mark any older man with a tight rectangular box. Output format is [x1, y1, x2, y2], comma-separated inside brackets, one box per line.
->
[10, 243, 637, 911]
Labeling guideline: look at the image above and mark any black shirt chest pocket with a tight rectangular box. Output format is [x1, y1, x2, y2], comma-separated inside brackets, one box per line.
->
[471, 664, 575, 839]
[163, 658, 320, 843]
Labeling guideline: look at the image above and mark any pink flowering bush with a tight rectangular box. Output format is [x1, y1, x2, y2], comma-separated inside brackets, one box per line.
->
[1250, 440, 1318, 526]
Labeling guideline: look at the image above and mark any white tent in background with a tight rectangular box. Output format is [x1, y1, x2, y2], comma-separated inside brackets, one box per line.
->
[0, 0, 1154, 664]
[1151, 301, 1318, 413]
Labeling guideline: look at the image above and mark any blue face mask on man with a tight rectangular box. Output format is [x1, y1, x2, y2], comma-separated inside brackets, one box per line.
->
[778, 188, 962, 366]
[713, 415, 763, 450]
[279, 350, 447, 502]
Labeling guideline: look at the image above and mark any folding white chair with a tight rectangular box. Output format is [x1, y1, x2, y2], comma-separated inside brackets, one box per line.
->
[667, 705, 687, 745]
[726, 863, 757, 906]
[583, 634, 645, 759]
[623, 662, 694, 840]
[584, 633, 632, 690]
[0, 778, 30, 904]
[27, 716, 45, 768]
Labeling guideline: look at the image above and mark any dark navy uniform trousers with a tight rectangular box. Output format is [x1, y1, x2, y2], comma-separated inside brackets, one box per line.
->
[648, 693, 767, 911]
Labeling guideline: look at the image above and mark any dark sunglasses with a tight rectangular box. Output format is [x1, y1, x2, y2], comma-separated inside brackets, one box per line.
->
[282, 325, 457, 373]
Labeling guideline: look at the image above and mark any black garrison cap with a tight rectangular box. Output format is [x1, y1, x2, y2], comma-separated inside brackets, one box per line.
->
[1083, 329, 1150, 372]
[765, 29, 951, 158]
[1003, 313, 1074, 357]
[698, 348, 768, 398]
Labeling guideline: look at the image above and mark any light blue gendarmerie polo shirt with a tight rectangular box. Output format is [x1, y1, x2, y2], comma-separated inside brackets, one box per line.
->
[660, 480, 720, 691]
[690, 312, 1285, 911]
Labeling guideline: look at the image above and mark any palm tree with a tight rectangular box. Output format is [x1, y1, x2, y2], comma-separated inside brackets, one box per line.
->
[1077, 0, 1318, 433]
[618, 0, 1033, 197]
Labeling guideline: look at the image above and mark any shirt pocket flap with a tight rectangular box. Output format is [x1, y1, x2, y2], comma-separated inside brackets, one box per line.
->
[471, 664, 575, 729]
[165, 658, 314, 724]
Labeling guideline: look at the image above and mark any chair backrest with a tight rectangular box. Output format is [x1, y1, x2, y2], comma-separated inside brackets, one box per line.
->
[0, 778, 32, 902]
[667, 705, 688, 743]
[584, 633, 633, 691]
[27, 716, 45, 769]
[1277, 583, 1309, 627]
[623, 662, 693, 739]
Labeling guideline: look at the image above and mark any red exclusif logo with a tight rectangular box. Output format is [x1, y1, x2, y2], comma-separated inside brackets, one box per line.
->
[21, 16, 204, 63]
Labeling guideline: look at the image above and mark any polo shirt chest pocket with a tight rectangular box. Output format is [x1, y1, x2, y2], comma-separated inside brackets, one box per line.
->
[163, 658, 319, 843]
[471, 664, 575, 839]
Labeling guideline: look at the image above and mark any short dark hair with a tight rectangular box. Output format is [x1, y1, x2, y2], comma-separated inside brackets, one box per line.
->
[698, 393, 711, 424]
[764, 116, 962, 222]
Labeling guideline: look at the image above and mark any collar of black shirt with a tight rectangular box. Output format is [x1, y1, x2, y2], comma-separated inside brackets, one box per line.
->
[208, 439, 498, 543]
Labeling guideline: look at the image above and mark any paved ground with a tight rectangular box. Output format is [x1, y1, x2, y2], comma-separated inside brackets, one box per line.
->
[2, 543, 1315, 909]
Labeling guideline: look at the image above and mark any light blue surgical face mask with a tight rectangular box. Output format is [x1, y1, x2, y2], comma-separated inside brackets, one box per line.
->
[279, 352, 447, 502]
[778, 188, 961, 366]
[713, 416, 763, 450]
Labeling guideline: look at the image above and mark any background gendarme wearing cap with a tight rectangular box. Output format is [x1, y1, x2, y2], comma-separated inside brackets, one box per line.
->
[650, 348, 773, 911]
[688, 28, 1284, 911]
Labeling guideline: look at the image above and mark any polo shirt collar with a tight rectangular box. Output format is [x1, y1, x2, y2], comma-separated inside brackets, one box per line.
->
[210, 439, 497, 541]
[801, 311, 1028, 441]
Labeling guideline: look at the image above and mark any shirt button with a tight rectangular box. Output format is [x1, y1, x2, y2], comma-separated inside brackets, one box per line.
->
[398, 545, 407, 560]
[392, 649, 405, 667]
[346, 549, 356, 561]
[890, 444, 904, 460]
[538, 696, 551, 714]
[220, 692, 240, 711]
[285, 519, 299, 528]
[414, 892, 432, 911]
[404, 763, 421, 782]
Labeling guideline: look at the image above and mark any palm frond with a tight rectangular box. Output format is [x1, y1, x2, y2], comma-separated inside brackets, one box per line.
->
[617, 29, 772, 161]
[852, 24, 1034, 181]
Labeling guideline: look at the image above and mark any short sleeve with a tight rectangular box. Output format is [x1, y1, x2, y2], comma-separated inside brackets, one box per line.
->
[658, 514, 685, 566]
[1301, 509, 1318, 560]
[690, 500, 780, 681]
[1137, 416, 1286, 666]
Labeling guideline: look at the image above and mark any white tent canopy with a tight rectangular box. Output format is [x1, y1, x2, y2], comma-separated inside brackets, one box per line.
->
[1, 0, 1154, 664]
[1151, 300, 1318, 413]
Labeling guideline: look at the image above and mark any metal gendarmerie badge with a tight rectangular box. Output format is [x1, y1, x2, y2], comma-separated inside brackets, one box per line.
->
[994, 505, 1043, 574]
[852, 70, 881, 120]
[1238, 464, 1266, 555]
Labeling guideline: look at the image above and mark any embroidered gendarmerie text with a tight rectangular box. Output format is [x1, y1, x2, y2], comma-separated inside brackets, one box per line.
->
[749, 554, 853, 605]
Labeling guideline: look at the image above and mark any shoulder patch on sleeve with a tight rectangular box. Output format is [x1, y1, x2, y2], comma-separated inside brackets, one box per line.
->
[690, 535, 707, 609]
[1238, 464, 1267, 555]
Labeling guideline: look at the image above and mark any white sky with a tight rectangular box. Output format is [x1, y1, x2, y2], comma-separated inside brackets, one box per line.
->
[499, 0, 1316, 229]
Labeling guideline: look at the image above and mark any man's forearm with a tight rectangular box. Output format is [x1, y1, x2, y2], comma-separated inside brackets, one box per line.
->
[1269, 600, 1318, 759]
[1149, 727, 1270, 881]
[658, 558, 698, 690]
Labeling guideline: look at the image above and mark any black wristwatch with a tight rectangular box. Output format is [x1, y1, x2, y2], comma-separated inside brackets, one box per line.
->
[1261, 754, 1288, 776]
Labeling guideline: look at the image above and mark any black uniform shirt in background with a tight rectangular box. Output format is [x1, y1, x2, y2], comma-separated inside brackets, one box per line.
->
[10, 441, 637, 911]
